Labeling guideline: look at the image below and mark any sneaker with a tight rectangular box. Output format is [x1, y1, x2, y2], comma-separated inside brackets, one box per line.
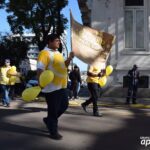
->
[3, 104, 7, 107]
[81, 103, 87, 112]
[50, 132, 63, 140]
[93, 112, 103, 117]
[132, 101, 137, 104]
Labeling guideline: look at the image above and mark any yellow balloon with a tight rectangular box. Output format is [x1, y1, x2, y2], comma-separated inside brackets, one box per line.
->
[7, 70, 12, 78]
[39, 70, 54, 88]
[7, 66, 17, 78]
[9, 76, 17, 85]
[22, 86, 41, 102]
[106, 65, 113, 76]
[11, 66, 16, 71]
[99, 76, 107, 87]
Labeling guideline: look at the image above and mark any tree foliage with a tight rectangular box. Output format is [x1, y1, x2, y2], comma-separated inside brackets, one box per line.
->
[0, 34, 29, 67]
[5, 0, 68, 50]
[0, 0, 5, 8]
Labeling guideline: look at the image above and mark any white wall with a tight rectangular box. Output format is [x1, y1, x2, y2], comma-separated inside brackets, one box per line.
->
[89, 0, 150, 83]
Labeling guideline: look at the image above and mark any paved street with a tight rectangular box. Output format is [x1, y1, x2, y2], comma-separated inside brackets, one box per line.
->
[0, 99, 150, 150]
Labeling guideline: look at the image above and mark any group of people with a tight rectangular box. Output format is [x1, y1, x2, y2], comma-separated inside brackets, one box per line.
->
[36, 34, 112, 140]
[37, 34, 141, 140]
[0, 33, 140, 140]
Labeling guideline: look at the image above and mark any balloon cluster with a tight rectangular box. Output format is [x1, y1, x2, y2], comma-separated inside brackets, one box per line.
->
[22, 70, 54, 102]
[7, 66, 17, 84]
[98, 65, 113, 87]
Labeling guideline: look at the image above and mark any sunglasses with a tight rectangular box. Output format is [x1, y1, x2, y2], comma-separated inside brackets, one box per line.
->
[5, 62, 10, 63]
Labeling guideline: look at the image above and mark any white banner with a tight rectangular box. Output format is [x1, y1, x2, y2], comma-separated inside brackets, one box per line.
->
[71, 14, 115, 66]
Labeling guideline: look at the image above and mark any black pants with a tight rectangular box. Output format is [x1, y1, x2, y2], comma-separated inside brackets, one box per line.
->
[83, 83, 100, 113]
[70, 81, 78, 99]
[15, 83, 23, 96]
[44, 89, 68, 134]
[10, 85, 15, 100]
[126, 84, 138, 103]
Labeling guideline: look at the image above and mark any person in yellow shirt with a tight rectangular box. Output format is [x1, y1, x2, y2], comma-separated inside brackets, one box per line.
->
[81, 65, 105, 117]
[14, 70, 23, 97]
[37, 34, 74, 140]
[0, 59, 12, 107]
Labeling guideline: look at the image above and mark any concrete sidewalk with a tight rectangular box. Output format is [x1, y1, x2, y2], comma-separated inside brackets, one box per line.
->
[78, 86, 150, 108]
[68, 96, 150, 109]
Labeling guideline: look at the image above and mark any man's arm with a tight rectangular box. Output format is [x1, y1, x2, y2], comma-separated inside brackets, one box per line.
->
[127, 70, 131, 76]
[37, 69, 44, 88]
[37, 69, 43, 79]
[87, 71, 99, 77]
[65, 52, 74, 67]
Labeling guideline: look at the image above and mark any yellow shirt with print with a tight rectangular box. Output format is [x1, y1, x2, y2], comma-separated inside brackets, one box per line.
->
[37, 49, 67, 93]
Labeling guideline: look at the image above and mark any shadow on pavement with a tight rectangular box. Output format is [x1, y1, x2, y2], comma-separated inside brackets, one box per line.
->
[62, 105, 150, 150]
[0, 108, 48, 136]
[92, 108, 150, 150]
[0, 103, 149, 150]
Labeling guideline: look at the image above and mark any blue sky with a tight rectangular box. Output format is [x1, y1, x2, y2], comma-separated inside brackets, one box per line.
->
[0, 0, 87, 71]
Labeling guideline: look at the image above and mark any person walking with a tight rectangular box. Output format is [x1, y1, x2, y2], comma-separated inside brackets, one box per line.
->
[81, 65, 105, 117]
[14, 69, 23, 97]
[0, 59, 12, 107]
[126, 64, 140, 104]
[69, 65, 82, 99]
[37, 34, 74, 140]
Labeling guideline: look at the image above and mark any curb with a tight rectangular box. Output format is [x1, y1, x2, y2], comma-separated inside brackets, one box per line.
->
[69, 100, 150, 109]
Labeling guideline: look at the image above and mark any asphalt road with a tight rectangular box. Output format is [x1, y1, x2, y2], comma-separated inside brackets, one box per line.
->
[0, 100, 150, 150]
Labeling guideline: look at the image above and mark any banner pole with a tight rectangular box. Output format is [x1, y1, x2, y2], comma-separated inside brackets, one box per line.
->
[70, 10, 74, 70]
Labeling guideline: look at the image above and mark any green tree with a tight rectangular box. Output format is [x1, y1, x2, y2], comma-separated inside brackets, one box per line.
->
[0, 0, 5, 8]
[0, 34, 29, 67]
[5, 0, 68, 50]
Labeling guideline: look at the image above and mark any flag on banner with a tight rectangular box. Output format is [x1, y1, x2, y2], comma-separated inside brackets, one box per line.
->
[71, 13, 115, 66]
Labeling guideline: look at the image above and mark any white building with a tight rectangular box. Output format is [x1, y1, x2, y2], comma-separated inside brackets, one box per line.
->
[78, 0, 150, 84]
[12, 33, 39, 59]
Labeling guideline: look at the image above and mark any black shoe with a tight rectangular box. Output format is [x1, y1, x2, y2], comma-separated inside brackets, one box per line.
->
[81, 103, 87, 112]
[132, 101, 137, 104]
[93, 112, 103, 117]
[50, 132, 63, 140]
[6, 104, 10, 107]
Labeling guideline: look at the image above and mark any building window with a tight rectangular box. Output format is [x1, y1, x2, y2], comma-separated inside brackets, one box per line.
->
[124, 0, 144, 49]
[125, 0, 144, 6]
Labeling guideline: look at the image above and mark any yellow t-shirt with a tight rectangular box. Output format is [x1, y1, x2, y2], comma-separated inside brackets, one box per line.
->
[86, 66, 101, 84]
[37, 47, 67, 93]
[15, 76, 21, 83]
[0, 66, 11, 85]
